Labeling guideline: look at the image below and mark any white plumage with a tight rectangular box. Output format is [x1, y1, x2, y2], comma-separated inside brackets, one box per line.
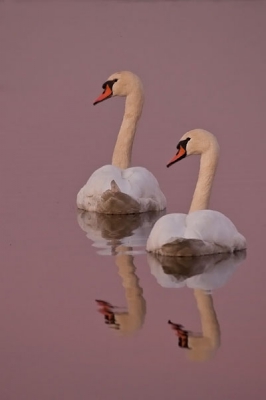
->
[77, 71, 166, 214]
[146, 129, 246, 256]
[77, 165, 166, 213]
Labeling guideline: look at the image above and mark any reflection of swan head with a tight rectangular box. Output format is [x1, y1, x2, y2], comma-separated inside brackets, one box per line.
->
[77, 209, 165, 255]
[93, 71, 143, 105]
[95, 246, 146, 337]
[148, 251, 246, 362]
[169, 291, 219, 363]
[96, 292, 145, 337]
[148, 250, 247, 290]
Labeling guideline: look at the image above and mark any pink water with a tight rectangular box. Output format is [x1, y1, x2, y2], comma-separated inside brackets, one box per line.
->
[1, 1, 266, 399]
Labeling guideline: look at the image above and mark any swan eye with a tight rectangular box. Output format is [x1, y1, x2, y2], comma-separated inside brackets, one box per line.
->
[113, 79, 118, 83]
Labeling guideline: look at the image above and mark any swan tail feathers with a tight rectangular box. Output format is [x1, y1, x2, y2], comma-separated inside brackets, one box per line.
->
[158, 238, 228, 257]
[97, 183, 141, 214]
[110, 180, 121, 193]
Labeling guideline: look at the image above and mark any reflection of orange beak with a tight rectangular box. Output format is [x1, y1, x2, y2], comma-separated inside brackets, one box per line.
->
[166, 145, 186, 168]
[98, 308, 112, 317]
[93, 85, 113, 105]
[168, 320, 190, 349]
[95, 300, 113, 308]
[95, 299, 119, 328]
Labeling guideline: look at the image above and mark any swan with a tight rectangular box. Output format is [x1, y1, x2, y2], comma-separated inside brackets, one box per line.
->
[77, 71, 166, 214]
[146, 129, 247, 256]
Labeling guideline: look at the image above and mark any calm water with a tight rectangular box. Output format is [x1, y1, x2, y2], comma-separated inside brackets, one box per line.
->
[1, 1, 266, 399]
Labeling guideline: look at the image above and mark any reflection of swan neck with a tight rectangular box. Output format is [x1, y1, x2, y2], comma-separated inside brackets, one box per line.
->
[189, 143, 219, 213]
[188, 289, 220, 361]
[116, 253, 141, 293]
[112, 86, 144, 169]
[194, 289, 220, 345]
[114, 246, 146, 334]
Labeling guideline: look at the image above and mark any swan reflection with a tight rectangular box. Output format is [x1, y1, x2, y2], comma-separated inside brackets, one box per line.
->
[147, 250, 246, 361]
[95, 245, 146, 336]
[77, 209, 165, 255]
[78, 210, 164, 335]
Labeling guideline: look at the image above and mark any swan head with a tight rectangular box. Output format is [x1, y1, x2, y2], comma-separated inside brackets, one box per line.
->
[167, 129, 220, 168]
[93, 71, 143, 105]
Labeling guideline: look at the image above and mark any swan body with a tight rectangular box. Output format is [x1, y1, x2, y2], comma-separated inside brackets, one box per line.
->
[77, 165, 166, 214]
[146, 210, 246, 256]
[146, 129, 246, 256]
[77, 71, 166, 214]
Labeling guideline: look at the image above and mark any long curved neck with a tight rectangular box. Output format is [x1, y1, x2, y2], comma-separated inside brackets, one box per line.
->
[114, 246, 146, 335]
[189, 146, 219, 213]
[188, 289, 220, 361]
[112, 88, 144, 169]
[194, 289, 220, 346]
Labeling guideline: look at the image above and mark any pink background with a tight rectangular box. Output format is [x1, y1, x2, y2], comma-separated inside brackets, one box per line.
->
[1, 1, 265, 399]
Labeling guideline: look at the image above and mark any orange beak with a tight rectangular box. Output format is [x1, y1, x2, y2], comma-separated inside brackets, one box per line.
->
[93, 85, 113, 105]
[166, 145, 187, 168]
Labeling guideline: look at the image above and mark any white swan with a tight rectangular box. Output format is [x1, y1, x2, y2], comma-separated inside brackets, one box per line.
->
[146, 129, 246, 256]
[77, 71, 166, 214]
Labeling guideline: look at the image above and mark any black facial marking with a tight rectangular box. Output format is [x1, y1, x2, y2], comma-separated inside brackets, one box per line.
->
[168, 320, 191, 349]
[178, 330, 190, 349]
[102, 78, 118, 90]
[176, 137, 191, 150]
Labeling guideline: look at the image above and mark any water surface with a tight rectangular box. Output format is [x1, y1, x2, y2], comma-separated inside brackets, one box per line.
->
[1, 1, 266, 399]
